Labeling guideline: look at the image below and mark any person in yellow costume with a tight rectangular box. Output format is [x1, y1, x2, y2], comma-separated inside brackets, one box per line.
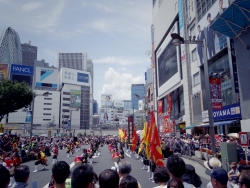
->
[33, 149, 48, 172]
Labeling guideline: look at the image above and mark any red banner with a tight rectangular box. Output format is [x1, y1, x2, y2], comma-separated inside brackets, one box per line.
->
[209, 78, 222, 110]
[167, 94, 172, 113]
[158, 100, 163, 114]
[164, 115, 170, 133]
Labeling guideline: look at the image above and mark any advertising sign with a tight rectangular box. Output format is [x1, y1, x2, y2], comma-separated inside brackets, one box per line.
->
[138, 100, 144, 111]
[128, 116, 133, 144]
[70, 90, 81, 108]
[0, 64, 9, 81]
[202, 110, 209, 123]
[186, 0, 196, 25]
[99, 112, 112, 122]
[11, 64, 33, 75]
[210, 78, 222, 110]
[196, 0, 229, 66]
[178, 0, 186, 63]
[35, 67, 58, 89]
[113, 100, 124, 108]
[25, 111, 32, 124]
[156, 22, 181, 97]
[158, 100, 163, 115]
[101, 94, 112, 107]
[239, 132, 249, 147]
[213, 103, 241, 121]
[60, 67, 90, 86]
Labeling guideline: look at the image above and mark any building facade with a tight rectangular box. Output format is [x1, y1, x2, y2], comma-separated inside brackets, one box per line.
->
[131, 84, 145, 110]
[93, 100, 98, 115]
[0, 27, 22, 65]
[21, 43, 37, 67]
[57, 52, 87, 71]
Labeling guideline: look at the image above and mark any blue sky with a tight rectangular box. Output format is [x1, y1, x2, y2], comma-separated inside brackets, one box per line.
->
[0, 0, 152, 104]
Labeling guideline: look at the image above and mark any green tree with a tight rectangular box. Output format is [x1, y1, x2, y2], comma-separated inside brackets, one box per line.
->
[0, 79, 33, 122]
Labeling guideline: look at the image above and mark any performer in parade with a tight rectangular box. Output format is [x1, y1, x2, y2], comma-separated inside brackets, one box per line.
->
[52, 144, 58, 164]
[66, 142, 71, 157]
[33, 149, 48, 172]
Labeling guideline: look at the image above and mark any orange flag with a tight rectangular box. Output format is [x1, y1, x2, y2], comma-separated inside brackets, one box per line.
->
[145, 112, 154, 159]
[150, 113, 164, 167]
[131, 126, 137, 152]
[123, 128, 127, 139]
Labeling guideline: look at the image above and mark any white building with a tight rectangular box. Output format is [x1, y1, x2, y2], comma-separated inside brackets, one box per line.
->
[57, 52, 87, 71]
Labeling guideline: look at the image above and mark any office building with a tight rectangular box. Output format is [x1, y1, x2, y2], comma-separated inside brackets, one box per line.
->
[93, 100, 98, 115]
[87, 59, 94, 127]
[58, 52, 87, 71]
[124, 100, 132, 110]
[131, 84, 145, 110]
[21, 43, 37, 66]
[0, 27, 22, 65]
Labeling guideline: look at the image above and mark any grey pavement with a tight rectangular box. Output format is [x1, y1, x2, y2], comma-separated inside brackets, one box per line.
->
[22, 145, 210, 188]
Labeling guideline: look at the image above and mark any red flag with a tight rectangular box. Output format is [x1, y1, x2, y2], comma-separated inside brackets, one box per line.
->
[131, 126, 137, 152]
[123, 128, 127, 139]
[150, 113, 164, 167]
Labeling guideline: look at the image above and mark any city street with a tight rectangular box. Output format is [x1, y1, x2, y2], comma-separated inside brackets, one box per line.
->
[23, 145, 210, 188]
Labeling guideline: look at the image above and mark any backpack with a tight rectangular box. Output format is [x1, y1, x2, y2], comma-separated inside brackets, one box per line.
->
[182, 164, 202, 187]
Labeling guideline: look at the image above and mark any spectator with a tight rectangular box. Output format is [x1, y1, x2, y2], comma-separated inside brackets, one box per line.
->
[71, 165, 94, 188]
[0, 165, 10, 188]
[153, 166, 170, 188]
[11, 165, 30, 188]
[167, 179, 184, 188]
[166, 155, 194, 188]
[239, 170, 250, 188]
[118, 161, 142, 188]
[120, 175, 138, 188]
[228, 162, 239, 184]
[210, 168, 228, 188]
[99, 169, 119, 188]
[51, 161, 70, 188]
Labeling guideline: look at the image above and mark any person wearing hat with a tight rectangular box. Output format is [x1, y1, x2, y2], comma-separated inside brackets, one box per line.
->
[210, 168, 229, 188]
[204, 157, 222, 170]
[228, 162, 239, 184]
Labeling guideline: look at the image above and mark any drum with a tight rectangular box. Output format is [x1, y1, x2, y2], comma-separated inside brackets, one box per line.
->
[111, 149, 114, 154]
[112, 153, 120, 162]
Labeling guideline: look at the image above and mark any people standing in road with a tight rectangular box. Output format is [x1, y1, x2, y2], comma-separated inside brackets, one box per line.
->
[0, 165, 10, 188]
[153, 166, 170, 188]
[166, 155, 195, 188]
[239, 170, 250, 188]
[11, 165, 30, 188]
[120, 175, 139, 188]
[71, 165, 95, 188]
[167, 179, 184, 188]
[99, 169, 119, 188]
[52, 145, 58, 164]
[49, 161, 70, 188]
[210, 168, 228, 188]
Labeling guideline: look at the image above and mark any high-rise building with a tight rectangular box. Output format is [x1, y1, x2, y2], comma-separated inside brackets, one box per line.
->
[131, 84, 145, 110]
[57, 52, 87, 71]
[21, 43, 37, 66]
[0, 27, 22, 65]
[93, 100, 98, 115]
[124, 100, 132, 110]
[87, 59, 94, 127]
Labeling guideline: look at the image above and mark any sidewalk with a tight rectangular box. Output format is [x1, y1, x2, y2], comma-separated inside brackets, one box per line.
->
[181, 157, 210, 187]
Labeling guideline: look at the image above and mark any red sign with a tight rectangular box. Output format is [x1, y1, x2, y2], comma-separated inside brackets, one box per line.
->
[209, 78, 222, 110]
[167, 94, 172, 113]
[158, 101, 163, 114]
[239, 132, 249, 147]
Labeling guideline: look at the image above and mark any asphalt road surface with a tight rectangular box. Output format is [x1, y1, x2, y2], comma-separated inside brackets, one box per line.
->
[23, 145, 210, 188]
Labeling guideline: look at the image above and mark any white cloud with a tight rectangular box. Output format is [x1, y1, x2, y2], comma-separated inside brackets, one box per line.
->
[22, 2, 43, 11]
[94, 56, 149, 65]
[98, 68, 144, 101]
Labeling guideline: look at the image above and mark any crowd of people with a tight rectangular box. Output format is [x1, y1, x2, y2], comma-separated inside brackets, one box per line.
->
[0, 133, 250, 188]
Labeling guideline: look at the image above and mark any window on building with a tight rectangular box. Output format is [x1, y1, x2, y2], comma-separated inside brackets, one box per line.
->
[44, 103, 52, 105]
[62, 109, 70, 112]
[190, 24, 195, 37]
[196, 0, 217, 21]
[193, 72, 200, 86]
[43, 113, 51, 115]
[43, 108, 52, 110]
[44, 98, 52, 100]
[63, 103, 70, 106]
[62, 115, 69, 118]
[192, 48, 197, 62]
[43, 119, 51, 121]
[63, 92, 70, 95]
[63, 97, 70, 101]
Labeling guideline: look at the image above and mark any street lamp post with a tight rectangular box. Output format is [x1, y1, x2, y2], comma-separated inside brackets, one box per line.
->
[171, 33, 216, 156]
[30, 91, 49, 138]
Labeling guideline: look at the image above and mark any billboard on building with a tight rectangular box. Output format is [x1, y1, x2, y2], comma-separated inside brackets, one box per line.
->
[101, 94, 112, 107]
[0, 64, 9, 81]
[99, 112, 112, 122]
[60, 67, 90, 86]
[113, 100, 124, 108]
[156, 22, 181, 97]
[70, 90, 81, 108]
[196, 0, 229, 66]
[10, 64, 33, 75]
[35, 67, 58, 89]
[210, 78, 222, 110]
[138, 100, 144, 111]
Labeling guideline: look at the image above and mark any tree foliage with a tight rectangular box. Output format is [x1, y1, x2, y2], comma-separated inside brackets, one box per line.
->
[0, 79, 33, 122]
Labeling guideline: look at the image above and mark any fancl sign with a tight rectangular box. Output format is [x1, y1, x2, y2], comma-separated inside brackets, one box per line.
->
[213, 103, 241, 121]
[11, 64, 33, 76]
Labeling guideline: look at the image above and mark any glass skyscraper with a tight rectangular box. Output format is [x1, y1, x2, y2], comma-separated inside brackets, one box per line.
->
[0, 27, 22, 64]
[131, 84, 145, 110]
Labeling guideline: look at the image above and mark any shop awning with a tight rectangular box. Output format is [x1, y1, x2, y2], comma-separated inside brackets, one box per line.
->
[197, 120, 238, 127]
[210, 0, 250, 38]
[184, 124, 197, 130]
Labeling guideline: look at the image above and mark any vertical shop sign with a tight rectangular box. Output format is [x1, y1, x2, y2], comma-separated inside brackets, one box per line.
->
[158, 101, 163, 115]
[178, 0, 186, 63]
[210, 78, 222, 110]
